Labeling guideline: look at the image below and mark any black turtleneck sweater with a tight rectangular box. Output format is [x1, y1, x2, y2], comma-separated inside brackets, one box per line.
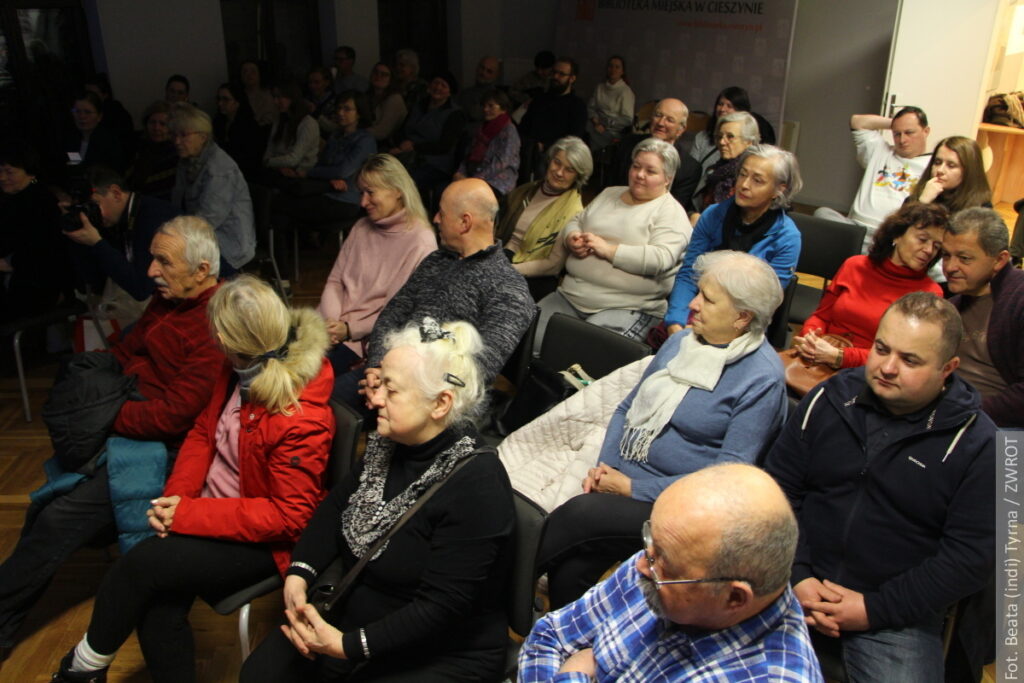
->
[287, 428, 514, 670]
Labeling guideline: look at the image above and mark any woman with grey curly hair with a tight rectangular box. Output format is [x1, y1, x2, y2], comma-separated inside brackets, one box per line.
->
[242, 317, 516, 683]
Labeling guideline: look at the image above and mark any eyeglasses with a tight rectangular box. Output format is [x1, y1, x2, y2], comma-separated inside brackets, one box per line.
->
[641, 520, 749, 588]
[716, 132, 739, 142]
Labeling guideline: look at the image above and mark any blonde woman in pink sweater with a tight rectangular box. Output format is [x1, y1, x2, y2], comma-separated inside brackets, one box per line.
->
[317, 153, 436, 396]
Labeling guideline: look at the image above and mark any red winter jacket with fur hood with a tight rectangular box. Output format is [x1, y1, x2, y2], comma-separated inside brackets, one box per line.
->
[162, 307, 335, 575]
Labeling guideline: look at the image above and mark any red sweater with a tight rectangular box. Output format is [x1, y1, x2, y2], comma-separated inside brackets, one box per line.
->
[801, 255, 942, 368]
[111, 283, 224, 441]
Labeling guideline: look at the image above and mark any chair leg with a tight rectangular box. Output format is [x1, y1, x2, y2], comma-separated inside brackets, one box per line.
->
[13, 329, 30, 422]
[267, 227, 289, 304]
[238, 602, 252, 660]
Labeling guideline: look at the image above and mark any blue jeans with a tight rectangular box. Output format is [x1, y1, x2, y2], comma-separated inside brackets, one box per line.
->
[813, 618, 945, 682]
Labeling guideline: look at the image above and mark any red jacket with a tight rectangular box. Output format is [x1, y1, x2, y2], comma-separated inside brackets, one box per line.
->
[164, 353, 335, 575]
[111, 283, 224, 441]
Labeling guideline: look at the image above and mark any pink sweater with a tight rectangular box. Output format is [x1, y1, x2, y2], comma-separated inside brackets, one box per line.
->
[317, 210, 437, 357]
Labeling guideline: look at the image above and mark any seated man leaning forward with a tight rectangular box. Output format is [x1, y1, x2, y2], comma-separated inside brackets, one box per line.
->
[0, 215, 224, 659]
[518, 463, 823, 682]
[765, 291, 995, 682]
[536, 250, 788, 609]
[334, 177, 535, 411]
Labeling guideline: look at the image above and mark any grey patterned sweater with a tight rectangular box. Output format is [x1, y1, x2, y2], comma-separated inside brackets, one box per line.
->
[366, 244, 536, 382]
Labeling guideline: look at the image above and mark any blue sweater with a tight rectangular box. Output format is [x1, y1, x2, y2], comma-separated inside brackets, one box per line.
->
[598, 330, 787, 502]
[308, 128, 377, 204]
[665, 198, 801, 326]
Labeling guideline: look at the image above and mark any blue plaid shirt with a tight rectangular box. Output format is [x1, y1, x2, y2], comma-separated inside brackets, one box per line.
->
[518, 552, 823, 682]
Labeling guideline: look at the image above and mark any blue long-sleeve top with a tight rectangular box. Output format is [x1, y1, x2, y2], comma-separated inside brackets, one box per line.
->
[307, 128, 377, 204]
[597, 329, 787, 502]
[664, 198, 801, 326]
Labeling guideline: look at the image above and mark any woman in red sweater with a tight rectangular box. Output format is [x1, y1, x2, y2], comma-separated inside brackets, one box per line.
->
[793, 202, 947, 369]
[50, 275, 334, 683]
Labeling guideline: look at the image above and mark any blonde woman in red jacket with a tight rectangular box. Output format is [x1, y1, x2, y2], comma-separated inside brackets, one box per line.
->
[50, 275, 334, 683]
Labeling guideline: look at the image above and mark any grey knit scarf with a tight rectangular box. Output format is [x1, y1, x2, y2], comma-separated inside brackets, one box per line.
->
[341, 432, 477, 560]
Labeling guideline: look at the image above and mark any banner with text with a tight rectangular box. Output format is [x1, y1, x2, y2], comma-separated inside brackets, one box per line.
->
[555, 0, 798, 132]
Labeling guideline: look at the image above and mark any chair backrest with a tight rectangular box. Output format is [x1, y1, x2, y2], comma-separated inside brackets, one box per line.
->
[328, 399, 364, 488]
[506, 490, 548, 638]
[765, 276, 798, 350]
[791, 213, 867, 281]
[499, 310, 539, 390]
[539, 313, 651, 380]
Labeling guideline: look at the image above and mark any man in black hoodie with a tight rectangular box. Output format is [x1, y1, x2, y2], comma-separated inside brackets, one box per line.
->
[765, 291, 995, 683]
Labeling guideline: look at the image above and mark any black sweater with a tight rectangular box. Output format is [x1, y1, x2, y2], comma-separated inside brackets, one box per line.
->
[288, 429, 514, 669]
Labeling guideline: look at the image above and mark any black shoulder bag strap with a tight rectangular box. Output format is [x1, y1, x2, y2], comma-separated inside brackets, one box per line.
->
[307, 450, 485, 614]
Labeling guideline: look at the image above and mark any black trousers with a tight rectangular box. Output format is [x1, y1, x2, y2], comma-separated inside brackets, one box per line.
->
[0, 466, 117, 647]
[85, 534, 277, 683]
[536, 492, 651, 609]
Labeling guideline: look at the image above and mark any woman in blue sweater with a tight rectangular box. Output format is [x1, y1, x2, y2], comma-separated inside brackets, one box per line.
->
[537, 250, 788, 608]
[665, 144, 802, 332]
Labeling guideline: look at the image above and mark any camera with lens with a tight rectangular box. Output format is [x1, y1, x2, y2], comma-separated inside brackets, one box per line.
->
[61, 179, 103, 232]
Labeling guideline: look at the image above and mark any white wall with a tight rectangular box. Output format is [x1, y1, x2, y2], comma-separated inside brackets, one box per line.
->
[329, 0, 380, 74]
[783, 0, 899, 210]
[90, 0, 228, 123]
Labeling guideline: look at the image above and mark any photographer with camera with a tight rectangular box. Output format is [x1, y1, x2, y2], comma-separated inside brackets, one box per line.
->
[65, 166, 178, 322]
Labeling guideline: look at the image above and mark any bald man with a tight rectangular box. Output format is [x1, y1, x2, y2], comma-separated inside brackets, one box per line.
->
[617, 98, 702, 211]
[341, 179, 534, 410]
[519, 463, 823, 682]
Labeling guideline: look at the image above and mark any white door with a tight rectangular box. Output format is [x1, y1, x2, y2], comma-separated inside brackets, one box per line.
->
[882, 0, 1002, 144]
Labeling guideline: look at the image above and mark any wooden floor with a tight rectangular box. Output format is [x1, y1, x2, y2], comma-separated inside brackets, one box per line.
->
[0, 239, 337, 682]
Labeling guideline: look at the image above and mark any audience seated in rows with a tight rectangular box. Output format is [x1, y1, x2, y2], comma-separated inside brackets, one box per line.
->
[766, 292, 994, 683]
[814, 106, 932, 252]
[509, 49, 555, 109]
[498, 136, 591, 301]
[518, 464, 822, 682]
[272, 91, 377, 234]
[336, 178, 534, 417]
[66, 165, 178, 322]
[455, 55, 502, 125]
[534, 137, 691, 348]
[690, 110, 760, 222]
[534, 251, 786, 608]
[332, 45, 368, 95]
[366, 61, 407, 144]
[390, 72, 466, 206]
[48, 274, 334, 683]
[393, 48, 428, 111]
[0, 143, 68, 322]
[169, 103, 255, 276]
[241, 318, 514, 682]
[213, 81, 268, 180]
[791, 202, 945, 373]
[127, 100, 177, 201]
[240, 60, 277, 127]
[689, 85, 776, 175]
[518, 57, 586, 183]
[66, 91, 129, 175]
[0, 217, 225, 658]
[316, 153, 437, 390]
[262, 79, 320, 181]
[944, 207, 1023, 428]
[615, 97, 701, 212]
[585, 55, 634, 153]
[454, 88, 520, 196]
[665, 144, 802, 333]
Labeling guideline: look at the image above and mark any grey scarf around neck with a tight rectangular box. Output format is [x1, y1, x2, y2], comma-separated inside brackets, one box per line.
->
[342, 432, 477, 560]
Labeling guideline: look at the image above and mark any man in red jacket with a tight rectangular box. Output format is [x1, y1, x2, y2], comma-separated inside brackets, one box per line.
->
[0, 215, 224, 660]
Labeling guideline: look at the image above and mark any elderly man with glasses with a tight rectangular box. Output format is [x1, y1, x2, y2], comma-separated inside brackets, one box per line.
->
[518, 463, 822, 682]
